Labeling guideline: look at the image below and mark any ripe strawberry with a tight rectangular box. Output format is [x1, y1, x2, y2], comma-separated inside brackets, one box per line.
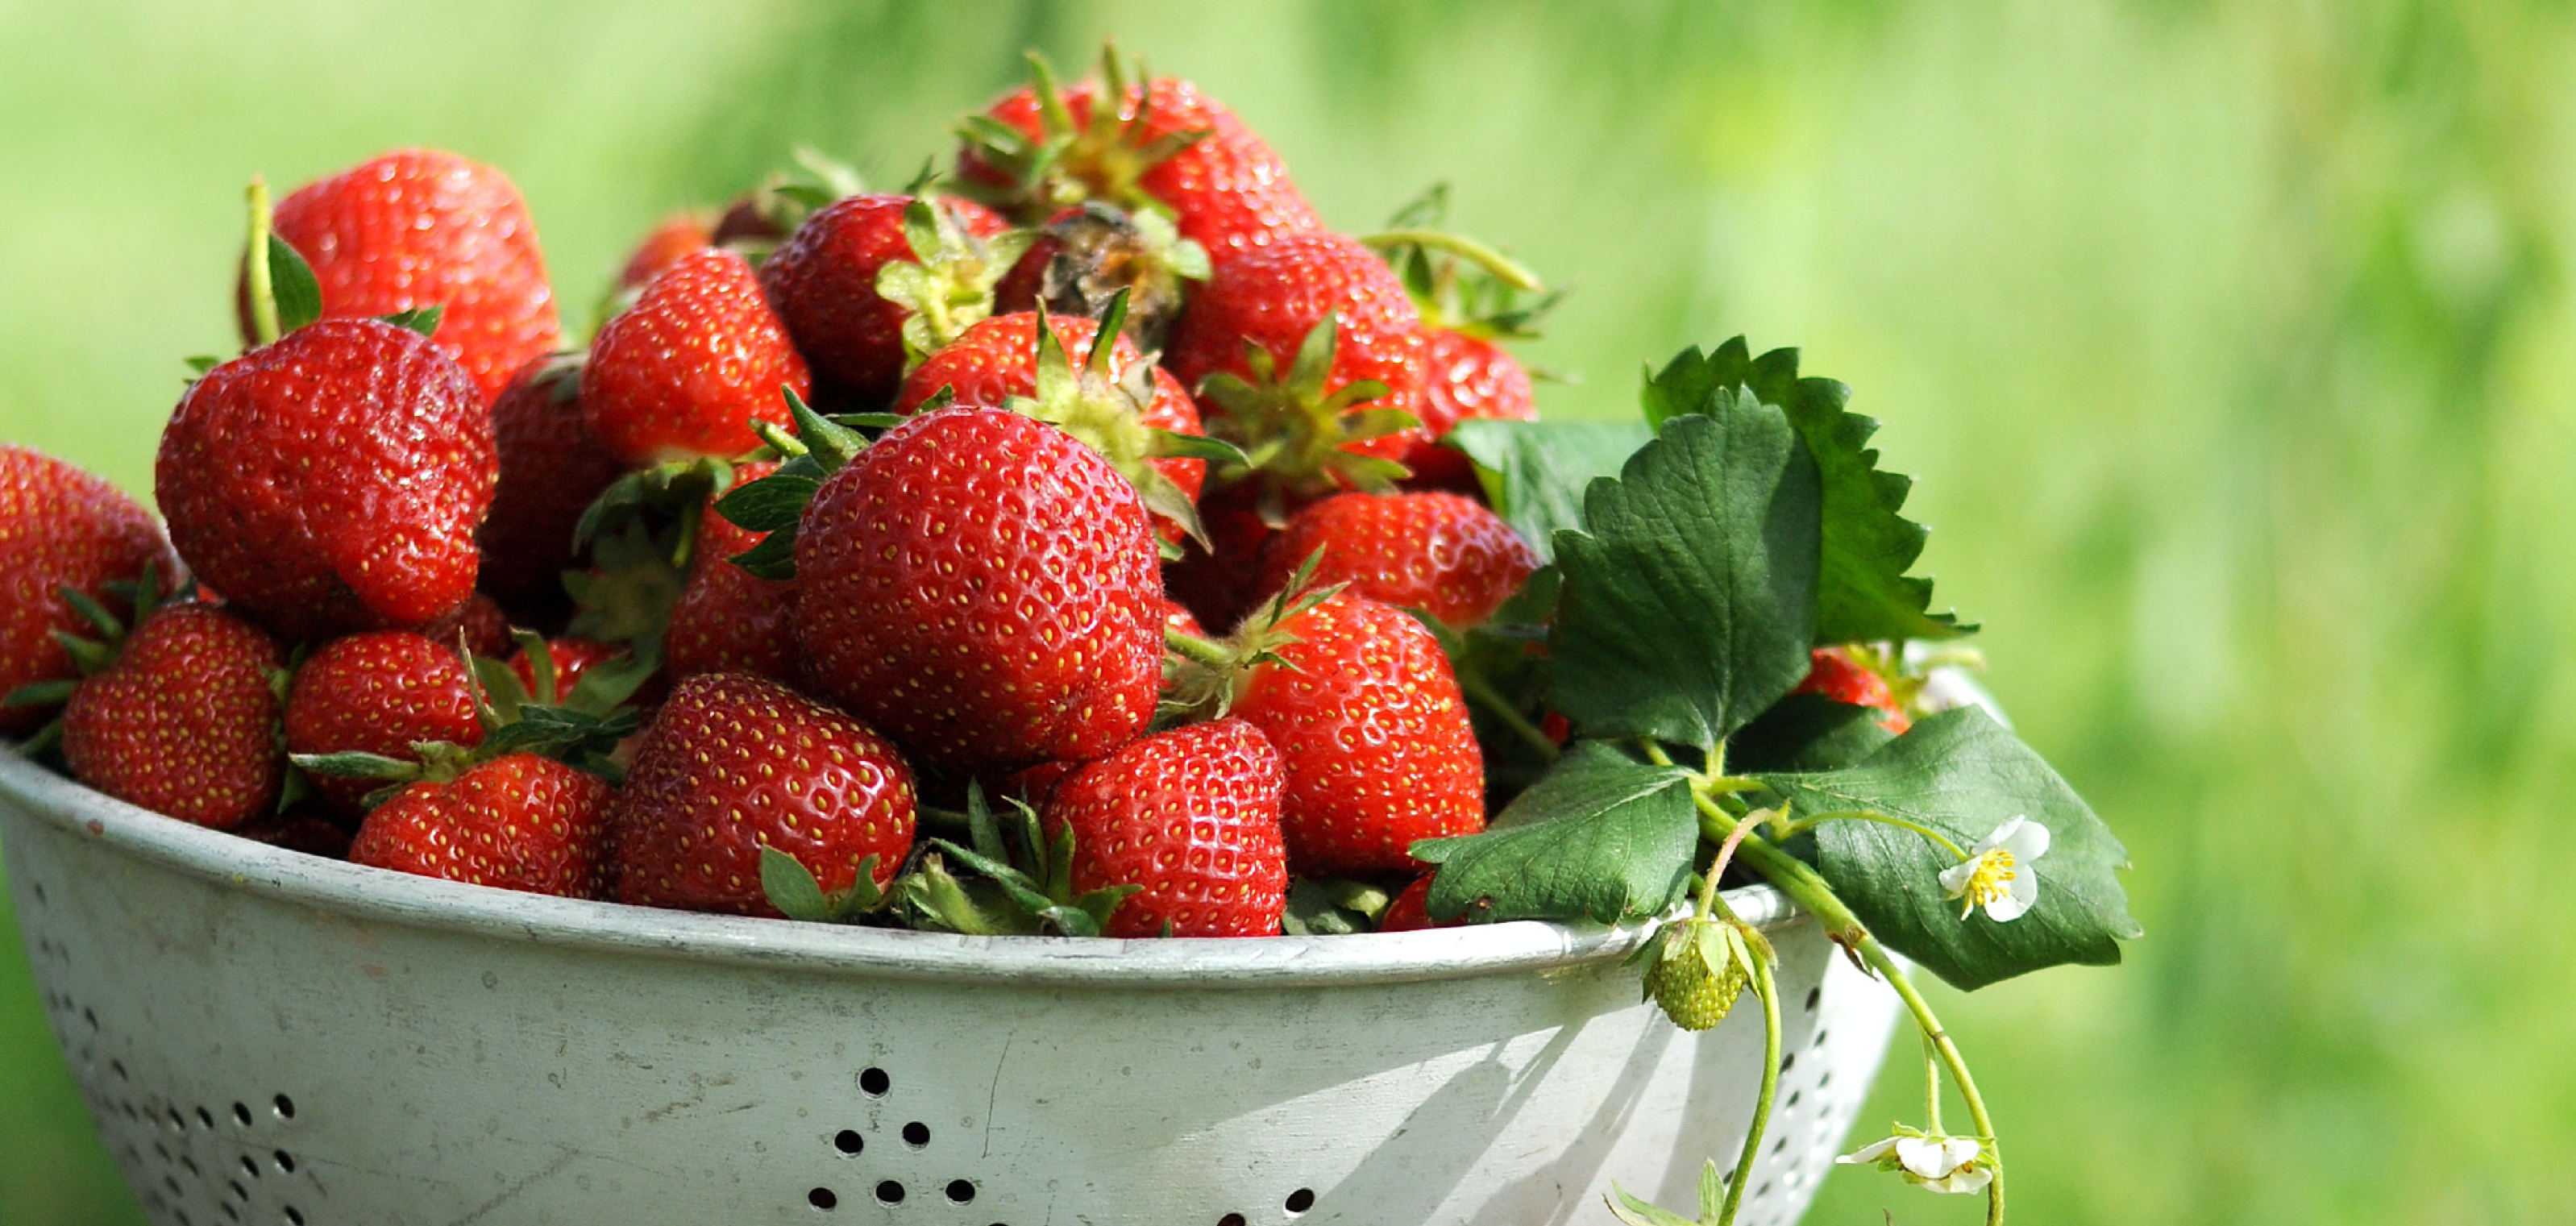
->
[509, 637, 627, 703]
[610, 672, 916, 917]
[1157, 481, 1279, 634]
[583, 247, 810, 464]
[157, 319, 496, 642]
[283, 631, 482, 816]
[1164, 231, 1432, 492]
[420, 591, 513, 659]
[1379, 875, 1465, 933]
[1154, 597, 1203, 638]
[348, 753, 614, 898]
[1254, 491, 1539, 630]
[795, 406, 1161, 775]
[247, 148, 559, 403]
[0, 446, 178, 734]
[233, 805, 355, 859]
[1793, 646, 1912, 734]
[61, 603, 285, 830]
[958, 51, 1322, 258]
[895, 310, 1207, 541]
[1406, 327, 1535, 491]
[475, 356, 623, 607]
[1042, 718, 1287, 938]
[616, 210, 716, 290]
[666, 462, 799, 685]
[758, 193, 1019, 407]
[1229, 589, 1484, 877]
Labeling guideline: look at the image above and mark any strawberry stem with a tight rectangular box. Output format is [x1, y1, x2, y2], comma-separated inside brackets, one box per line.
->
[246, 177, 280, 347]
[1360, 228, 1544, 293]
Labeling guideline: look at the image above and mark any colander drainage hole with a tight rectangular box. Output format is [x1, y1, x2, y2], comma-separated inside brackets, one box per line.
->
[232, 1177, 252, 1200]
[808, 1187, 837, 1211]
[285, 1208, 305, 1225]
[1218, 1215, 1247, 1226]
[901, 1121, 930, 1147]
[272, 1094, 297, 1120]
[833, 1129, 864, 1155]
[859, 1067, 891, 1095]
[197, 1106, 216, 1129]
[945, 1179, 975, 1204]
[1804, 986, 1821, 1013]
[875, 1181, 905, 1204]
[1286, 1188, 1316, 1213]
[274, 1150, 297, 1174]
[112, 1059, 128, 1081]
[234, 1101, 254, 1126]
[220, 1203, 239, 1223]
[240, 1155, 261, 1178]
[181, 1155, 200, 1177]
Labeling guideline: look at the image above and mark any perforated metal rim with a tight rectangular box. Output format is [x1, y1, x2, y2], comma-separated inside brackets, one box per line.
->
[0, 750, 1795, 989]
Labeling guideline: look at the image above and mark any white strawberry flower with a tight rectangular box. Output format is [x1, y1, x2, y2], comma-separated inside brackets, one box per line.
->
[1937, 815, 2049, 922]
[1838, 1128, 1994, 1195]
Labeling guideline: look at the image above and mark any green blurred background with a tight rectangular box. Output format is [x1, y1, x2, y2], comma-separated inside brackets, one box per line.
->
[5, 0, 2570, 1221]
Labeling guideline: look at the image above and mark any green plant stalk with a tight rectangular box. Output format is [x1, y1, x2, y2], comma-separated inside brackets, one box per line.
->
[1690, 786, 2006, 1226]
[1789, 808, 1971, 860]
[1716, 941, 1783, 1225]
[246, 177, 279, 347]
[1460, 669, 1560, 763]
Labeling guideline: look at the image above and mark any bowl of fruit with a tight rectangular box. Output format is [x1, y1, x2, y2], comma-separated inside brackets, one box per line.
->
[0, 48, 2135, 1226]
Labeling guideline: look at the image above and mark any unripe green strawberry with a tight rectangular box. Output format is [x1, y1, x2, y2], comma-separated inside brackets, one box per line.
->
[1639, 917, 1761, 1033]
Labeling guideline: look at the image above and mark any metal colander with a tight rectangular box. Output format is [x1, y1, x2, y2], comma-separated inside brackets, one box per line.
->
[0, 751, 1897, 1225]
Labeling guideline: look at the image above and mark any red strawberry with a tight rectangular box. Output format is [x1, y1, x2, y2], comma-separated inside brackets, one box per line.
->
[157, 318, 496, 642]
[1154, 597, 1203, 638]
[758, 193, 1018, 407]
[1229, 589, 1484, 877]
[1379, 875, 1465, 933]
[895, 310, 1207, 540]
[583, 247, 810, 464]
[247, 149, 559, 403]
[1164, 231, 1432, 492]
[419, 591, 513, 659]
[233, 806, 355, 859]
[958, 52, 1321, 258]
[617, 210, 716, 290]
[1793, 647, 1912, 734]
[283, 631, 482, 816]
[1405, 328, 1535, 491]
[509, 637, 626, 703]
[0, 447, 179, 734]
[61, 603, 285, 830]
[666, 462, 799, 685]
[475, 356, 623, 606]
[1254, 491, 1538, 630]
[795, 406, 1161, 775]
[1157, 482, 1279, 634]
[1043, 717, 1287, 938]
[348, 753, 614, 898]
[610, 672, 916, 916]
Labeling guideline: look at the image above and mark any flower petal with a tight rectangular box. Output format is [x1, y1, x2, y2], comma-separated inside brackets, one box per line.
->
[1893, 1137, 1955, 1178]
[1982, 883, 2034, 922]
[1938, 1137, 1984, 1170]
[2000, 817, 2050, 862]
[1937, 856, 1982, 896]
[1924, 1165, 1996, 1195]
[1971, 815, 2024, 856]
[1839, 1137, 1900, 1165]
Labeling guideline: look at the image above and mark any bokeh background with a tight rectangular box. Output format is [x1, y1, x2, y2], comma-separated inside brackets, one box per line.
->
[4, 1, 2571, 1222]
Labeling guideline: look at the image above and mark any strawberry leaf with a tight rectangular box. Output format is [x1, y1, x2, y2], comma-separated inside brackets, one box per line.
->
[380, 305, 444, 338]
[759, 845, 833, 923]
[1642, 339, 1969, 643]
[1447, 419, 1654, 564]
[266, 235, 323, 334]
[713, 475, 819, 534]
[1726, 692, 1899, 774]
[1414, 741, 1697, 923]
[1758, 706, 2141, 990]
[1547, 393, 1819, 750]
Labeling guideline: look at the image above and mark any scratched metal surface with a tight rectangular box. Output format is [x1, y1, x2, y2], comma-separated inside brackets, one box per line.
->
[0, 751, 1898, 1226]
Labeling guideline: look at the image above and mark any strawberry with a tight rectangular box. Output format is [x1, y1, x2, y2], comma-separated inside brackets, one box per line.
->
[61, 602, 285, 830]
[247, 148, 559, 403]
[1225, 588, 1485, 877]
[791, 405, 1163, 775]
[991, 203, 1211, 351]
[420, 591, 514, 659]
[610, 672, 916, 917]
[616, 210, 716, 290]
[894, 308, 1209, 542]
[665, 462, 799, 685]
[233, 805, 355, 859]
[957, 49, 1322, 258]
[157, 318, 496, 643]
[583, 247, 810, 464]
[758, 193, 1021, 407]
[1164, 231, 1433, 496]
[1368, 190, 1554, 490]
[0, 446, 179, 734]
[348, 753, 615, 898]
[508, 637, 629, 703]
[1157, 481, 1279, 634]
[1254, 491, 1539, 630]
[1406, 327, 1535, 490]
[1154, 597, 1203, 638]
[1041, 718, 1287, 938]
[283, 630, 483, 816]
[1379, 875, 1465, 933]
[475, 356, 624, 607]
[1793, 646, 1912, 734]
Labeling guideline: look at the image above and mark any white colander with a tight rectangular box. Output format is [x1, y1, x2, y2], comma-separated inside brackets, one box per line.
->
[0, 750, 1897, 1226]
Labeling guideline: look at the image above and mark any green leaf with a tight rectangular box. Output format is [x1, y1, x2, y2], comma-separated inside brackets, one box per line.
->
[1282, 878, 1392, 935]
[1760, 706, 2141, 990]
[380, 305, 444, 338]
[1642, 339, 1968, 643]
[759, 845, 833, 923]
[1415, 742, 1697, 923]
[713, 474, 818, 534]
[1547, 397, 1819, 750]
[1448, 419, 1654, 564]
[1727, 692, 1899, 774]
[727, 530, 799, 581]
[182, 355, 221, 376]
[266, 235, 322, 334]
[2, 679, 76, 709]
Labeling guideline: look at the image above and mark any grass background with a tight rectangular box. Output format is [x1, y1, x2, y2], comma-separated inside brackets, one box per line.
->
[6, 1, 2574, 1221]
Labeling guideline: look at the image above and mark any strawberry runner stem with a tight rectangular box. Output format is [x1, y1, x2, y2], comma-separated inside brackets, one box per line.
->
[246, 177, 280, 347]
[1717, 940, 1782, 1226]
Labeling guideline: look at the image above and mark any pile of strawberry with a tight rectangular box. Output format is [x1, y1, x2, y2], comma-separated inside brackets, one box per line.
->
[0, 50, 1924, 940]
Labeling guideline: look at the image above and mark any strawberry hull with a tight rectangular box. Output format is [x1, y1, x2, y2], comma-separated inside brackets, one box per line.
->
[0, 750, 1896, 1226]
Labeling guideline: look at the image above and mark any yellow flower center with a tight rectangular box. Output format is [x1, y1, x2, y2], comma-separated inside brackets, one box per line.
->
[1958, 849, 2017, 916]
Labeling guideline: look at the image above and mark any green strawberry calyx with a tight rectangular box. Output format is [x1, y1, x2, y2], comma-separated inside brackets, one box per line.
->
[1363, 184, 1561, 343]
[893, 783, 1139, 937]
[950, 43, 1211, 226]
[874, 197, 1037, 369]
[1194, 312, 1421, 502]
[1157, 551, 1345, 725]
